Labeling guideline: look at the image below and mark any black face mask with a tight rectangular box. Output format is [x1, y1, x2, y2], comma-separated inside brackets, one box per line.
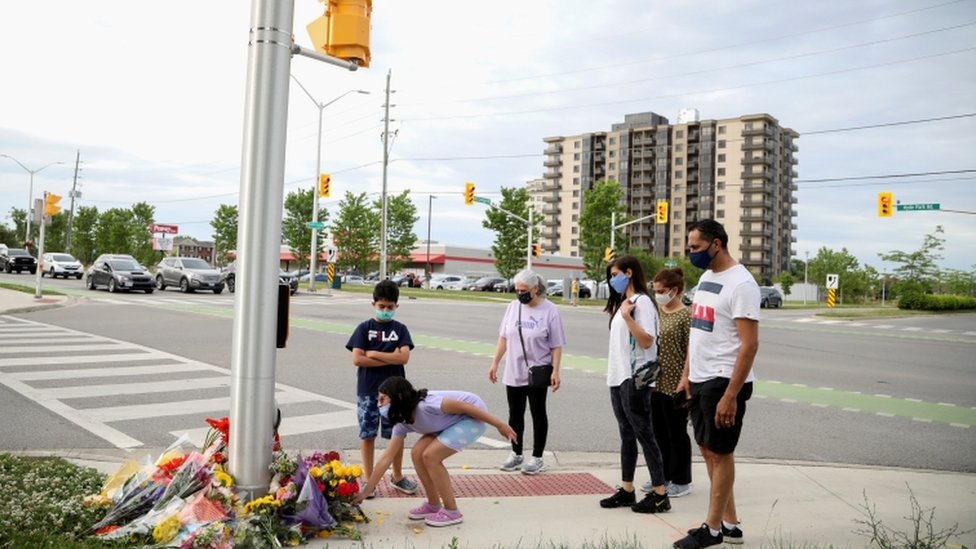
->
[517, 291, 533, 304]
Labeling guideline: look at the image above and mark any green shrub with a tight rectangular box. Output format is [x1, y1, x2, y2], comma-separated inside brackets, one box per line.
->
[898, 292, 976, 311]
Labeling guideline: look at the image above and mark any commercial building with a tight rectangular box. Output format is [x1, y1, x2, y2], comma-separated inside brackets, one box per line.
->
[534, 110, 798, 282]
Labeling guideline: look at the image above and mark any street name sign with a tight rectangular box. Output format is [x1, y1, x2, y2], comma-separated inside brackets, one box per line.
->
[896, 203, 940, 211]
[473, 196, 491, 205]
[306, 221, 326, 230]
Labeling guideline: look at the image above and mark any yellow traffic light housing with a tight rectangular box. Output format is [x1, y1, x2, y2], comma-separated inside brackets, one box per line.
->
[307, 0, 372, 68]
[532, 243, 541, 257]
[319, 173, 331, 198]
[656, 201, 669, 224]
[604, 247, 615, 262]
[464, 182, 475, 206]
[44, 192, 62, 217]
[878, 191, 893, 217]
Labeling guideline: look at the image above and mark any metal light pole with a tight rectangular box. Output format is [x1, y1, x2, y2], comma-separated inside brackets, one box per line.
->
[0, 154, 63, 241]
[426, 194, 436, 287]
[290, 78, 368, 292]
[379, 69, 392, 280]
[804, 250, 810, 305]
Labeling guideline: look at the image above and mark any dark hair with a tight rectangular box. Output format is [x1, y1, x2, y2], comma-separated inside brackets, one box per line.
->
[653, 268, 685, 292]
[603, 254, 649, 326]
[378, 376, 428, 425]
[688, 219, 728, 249]
[373, 279, 399, 303]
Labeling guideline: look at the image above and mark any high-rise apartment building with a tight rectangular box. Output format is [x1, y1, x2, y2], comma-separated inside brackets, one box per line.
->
[534, 110, 798, 282]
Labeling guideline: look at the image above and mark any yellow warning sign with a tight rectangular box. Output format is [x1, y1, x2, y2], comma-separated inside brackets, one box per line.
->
[826, 288, 836, 308]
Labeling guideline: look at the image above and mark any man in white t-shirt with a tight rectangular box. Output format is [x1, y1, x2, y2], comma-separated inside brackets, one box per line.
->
[674, 219, 760, 549]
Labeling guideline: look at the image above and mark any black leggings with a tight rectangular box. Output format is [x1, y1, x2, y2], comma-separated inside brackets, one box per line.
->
[506, 385, 549, 457]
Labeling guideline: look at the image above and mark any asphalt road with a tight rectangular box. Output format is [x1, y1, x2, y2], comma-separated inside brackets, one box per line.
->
[2, 272, 974, 472]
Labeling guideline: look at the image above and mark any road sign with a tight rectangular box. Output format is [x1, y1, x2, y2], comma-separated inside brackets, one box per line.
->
[148, 223, 179, 234]
[473, 196, 491, 205]
[664, 259, 677, 268]
[896, 203, 940, 211]
[326, 247, 337, 263]
[826, 273, 839, 290]
[306, 221, 326, 230]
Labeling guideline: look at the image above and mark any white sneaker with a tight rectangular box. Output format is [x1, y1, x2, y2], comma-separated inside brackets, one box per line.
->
[499, 451, 523, 472]
[667, 483, 692, 498]
[520, 456, 546, 475]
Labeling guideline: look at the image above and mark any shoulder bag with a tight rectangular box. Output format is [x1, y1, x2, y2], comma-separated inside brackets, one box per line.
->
[630, 297, 661, 391]
[517, 304, 553, 388]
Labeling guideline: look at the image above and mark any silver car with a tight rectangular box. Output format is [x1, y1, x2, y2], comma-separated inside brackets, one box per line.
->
[155, 257, 224, 294]
[41, 252, 84, 279]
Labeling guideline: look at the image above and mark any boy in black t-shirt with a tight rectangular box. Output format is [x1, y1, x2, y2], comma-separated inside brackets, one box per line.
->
[345, 280, 418, 497]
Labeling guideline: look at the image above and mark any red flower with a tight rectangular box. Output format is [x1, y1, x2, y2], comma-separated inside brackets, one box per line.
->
[96, 525, 120, 535]
[324, 451, 340, 462]
[316, 480, 325, 492]
[205, 417, 230, 443]
[336, 482, 357, 498]
[159, 455, 186, 477]
[211, 451, 225, 464]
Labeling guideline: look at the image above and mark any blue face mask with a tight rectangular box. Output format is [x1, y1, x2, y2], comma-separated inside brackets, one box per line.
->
[378, 403, 390, 419]
[609, 273, 630, 294]
[689, 242, 715, 270]
[375, 309, 395, 322]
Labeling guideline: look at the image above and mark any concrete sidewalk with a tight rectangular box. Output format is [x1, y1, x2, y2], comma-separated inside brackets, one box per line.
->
[4, 288, 974, 548]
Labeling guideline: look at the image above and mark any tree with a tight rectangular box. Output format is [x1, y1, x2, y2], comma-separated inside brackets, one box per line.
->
[70, 206, 99, 264]
[331, 191, 380, 275]
[808, 246, 871, 303]
[374, 191, 418, 275]
[282, 188, 324, 271]
[578, 180, 628, 281]
[778, 272, 795, 297]
[42, 213, 69, 253]
[482, 186, 536, 280]
[129, 202, 156, 267]
[94, 208, 136, 258]
[0, 218, 17, 246]
[210, 204, 238, 266]
[7, 208, 29, 245]
[879, 225, 945, 295]
[936, 266, 976, 297]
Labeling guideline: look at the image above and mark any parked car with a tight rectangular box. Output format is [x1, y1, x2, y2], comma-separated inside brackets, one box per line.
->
[548, 280, 592, 298]
[278, 271, 299, 295]
[465, 276, 506, 291]
[86, 255, 154, 293]
[681, 284, 698, 306]
[221, 262, 297, 295]
[393, 272, 423, 288]
[760, 286, 783, 308]
[1, 248, 37, 274]
[493, 279, 516, 293]
[299, 272, 329, 283]
[343, 274, 366, 285]
[40, 252, 83, 279]
[430, 274, 464, 290]
[155, 257, 224, 294]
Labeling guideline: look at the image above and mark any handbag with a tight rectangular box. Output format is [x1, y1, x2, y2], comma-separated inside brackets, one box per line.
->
[629, 297, 661, 391]
[517, 303, 553, 388]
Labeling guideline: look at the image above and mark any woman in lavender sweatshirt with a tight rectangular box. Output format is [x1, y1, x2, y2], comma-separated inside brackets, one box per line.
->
[354, 376, 517, 527]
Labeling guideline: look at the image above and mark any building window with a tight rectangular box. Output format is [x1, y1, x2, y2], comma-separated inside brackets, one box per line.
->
[744, 122, 753, 130]
[572, 214, 579, 221]
[574, 153, 580, 160]
[573, 177, 580, 184]
[717, 195, 725, 204]
[609, 137, 617, 145]
[676, 130, 684, 138]
[572, 190, 580, 197]
[571, 226, 578, 234]
[674, 211, 682, 220]
[573, 165, 580, 173]
[675, 170, 683, 179]
[609, 150, 616, 158]
[717, 181, 725, 190]
[675, 144, 684, 152]
[717, 154, 726, 162]
[609, 162, 616, 170]
[717, 168, 726, 176]
[572, 202, 579, 209]
[717, 209, 725, 218]
[675, 157, 684, 166]
[718, 126, 726, 134]
[673, 238, 682, 246]
[574, 141, 580, 149]
[718, 140, 726, 149]
[571, 239, 578, 246]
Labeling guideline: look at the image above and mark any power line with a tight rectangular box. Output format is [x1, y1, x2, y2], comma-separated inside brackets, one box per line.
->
[803, 113, 976, 135]
[796, 169, 976, 183]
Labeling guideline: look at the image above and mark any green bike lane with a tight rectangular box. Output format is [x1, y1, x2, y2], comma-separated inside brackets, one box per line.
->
[138, 298, 976, 429]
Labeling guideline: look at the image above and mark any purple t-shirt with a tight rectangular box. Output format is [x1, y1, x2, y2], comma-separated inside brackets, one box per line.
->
[498, 299, 567, 386]
[391, 391, 486, 438]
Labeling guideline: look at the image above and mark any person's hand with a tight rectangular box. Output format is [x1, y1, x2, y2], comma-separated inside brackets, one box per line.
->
[488, 363, 498, 384]
[352, 490, 366, 506]
[550, 371, 561, 392]
[619, 297, 635, 318]
[714, 393, 737, 429]
[675, 377, 690, 396]
[497, 423, 517, 443]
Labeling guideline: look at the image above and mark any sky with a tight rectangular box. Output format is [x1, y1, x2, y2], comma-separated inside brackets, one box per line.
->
[1, 0, 974, 273]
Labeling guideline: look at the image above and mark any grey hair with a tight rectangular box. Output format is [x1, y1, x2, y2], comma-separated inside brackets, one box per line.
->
[513, 269, 546, 296]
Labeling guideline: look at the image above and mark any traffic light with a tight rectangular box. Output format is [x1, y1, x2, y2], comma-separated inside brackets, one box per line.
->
[319, 173, 331, 198]
[532, 243, 541, 257]
[878, 191, 893, 217]
[307, 0, 372, 68]
[44, 193, 62, 217]
[656, 201, 669, 224]
[604, 247, 615, 262]
[464, 182, 475, 206]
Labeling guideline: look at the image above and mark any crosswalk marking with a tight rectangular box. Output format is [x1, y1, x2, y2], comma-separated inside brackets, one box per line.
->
[9, 363, 205, 381]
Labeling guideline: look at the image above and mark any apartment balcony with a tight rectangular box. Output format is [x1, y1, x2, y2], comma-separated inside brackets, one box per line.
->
[742, 126, 774, 138]
[791, 196, 798, 204]
[686, 184, 699, 195]
[541, 230, 560, 240]
[686, 171, 699, 182]
[764, 141, 777, 152]
[594, 141, 605, 150]
[687, 143, 700, 155]
[687, 130, 700, 142]
[741, 211, 774, 223]
[742, 141, 764, 151]
[741, 227, 773, 238]
[544, 145, 562, 155]
[543, 158, 562, 168]
[631, 188, 654, 199]
[790, 157, 799, 165]
[791, 183, 799, 191]
[791, 235, 798, 243]
[791, 223, 798, 230]
[791, 170, 798, 178]
[791, 209, 798, 216]
[791, 143, 799, 152]
[541, 205, 561, 215]
[740, 197, 774, 208]
[739, 242, 773, 253]
[541, 180, 560, 192]
[740, 170, 772, 179]
[542, 217, 560, 227]
[542, 195, 560, 203]
[543, 170, 561, 179]
[742, 156, 765, 165]
[686, 158, 699, 169]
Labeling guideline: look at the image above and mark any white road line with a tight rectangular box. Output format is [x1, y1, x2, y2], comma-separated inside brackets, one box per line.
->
[1, 343, 133, 354]
[963, 331, 976, 336]
[902, 327, 922, 332]
[475, 436, 510, 448]
[819, 320, 843, 325]
[874, 325, 894, 329]
[46, 376, 231, 399]
[949, 423, 970, 429]
[86, 390, 321, 422]
[0, 352, 165, 368]
[172, 410, 360, 448]
[931, 329, 952, 334]
[848, 323, 866, 327]
[793, 318, 817, 323]
[9, 362, 207, 381]
[0, 336, 93, 344]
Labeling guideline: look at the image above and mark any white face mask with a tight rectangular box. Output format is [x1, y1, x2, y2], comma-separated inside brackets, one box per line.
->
[654, 291, 673, 306]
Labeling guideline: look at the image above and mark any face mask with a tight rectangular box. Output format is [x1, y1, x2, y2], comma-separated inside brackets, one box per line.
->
[378, 403, 390, 419]
[654, 291, 673, 306]
[517, 291, 533, 304]
[375, 309, 395, 321]
[689, 242, 715, 270]
[609, 273, 630, 294]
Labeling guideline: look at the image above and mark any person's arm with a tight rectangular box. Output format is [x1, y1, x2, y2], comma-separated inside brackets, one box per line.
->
[488, 336, 507, 383]
[351, 347, 387, 367]
[621, 296, 655, 350]
[549, 346, 562, 392]
[440, 398, 517, 442]
[352, 436, 405, 505]
[715, 318, 759, 428]
[365, 345, 410, 365]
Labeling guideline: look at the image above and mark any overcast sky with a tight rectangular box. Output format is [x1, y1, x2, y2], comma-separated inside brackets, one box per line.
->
[1, 0, 974, 272]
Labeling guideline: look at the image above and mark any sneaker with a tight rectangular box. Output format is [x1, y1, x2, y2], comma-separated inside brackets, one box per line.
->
[667, 483, 692, 498]
[632, 491, 671, 514]
[390, 474, 419, 494]
[365, 488, 376, 500]
[640, 480, 655, 493]
[499, 451, 523, 472]
[599, 487, 636, 508]
[424, 508, 463, 527]
[722, 523, 744, 544]
[673, 523, 723, 549]
[407, 501, 442, 520]
[520, 456, 546, 475]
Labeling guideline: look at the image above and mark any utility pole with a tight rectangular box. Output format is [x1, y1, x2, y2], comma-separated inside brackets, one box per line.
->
[379, 69, 392, 280]
[66, 150, 81, 252]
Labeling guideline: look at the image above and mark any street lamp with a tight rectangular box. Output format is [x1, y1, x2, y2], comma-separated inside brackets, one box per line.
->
[426, 195, 437, 288]
[291, 76, 369, 291]
[803, 250, 810, 305]
[0, 154, 64, 242]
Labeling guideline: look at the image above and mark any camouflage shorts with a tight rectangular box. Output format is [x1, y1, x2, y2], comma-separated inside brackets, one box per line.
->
[357, 394, 392, 440]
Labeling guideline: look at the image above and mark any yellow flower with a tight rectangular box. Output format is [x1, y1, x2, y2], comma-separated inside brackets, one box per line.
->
[338, 479, 347, 485]
[152, 514, 181, 544]
[214, 470, 233, 487]
[318, 530, 334, 539]
[350, 465, 363, 477]
[329, 479, 338, 487]
[309, 466, 323, 478]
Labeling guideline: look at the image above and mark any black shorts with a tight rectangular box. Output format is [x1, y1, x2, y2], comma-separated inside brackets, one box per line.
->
[689, 377, 752, 455]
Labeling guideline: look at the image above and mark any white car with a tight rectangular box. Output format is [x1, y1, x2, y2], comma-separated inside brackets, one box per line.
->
[430, 274, 464, 290]
[343, 275, 366, 285]
[41, 252, 84, 279]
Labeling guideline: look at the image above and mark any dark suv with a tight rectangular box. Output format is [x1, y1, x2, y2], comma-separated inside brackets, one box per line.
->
[221, 262, 297, 296]
[1, 248, 37, 274]
[86, 255, 154, 293]
[760, 286, 783, 308]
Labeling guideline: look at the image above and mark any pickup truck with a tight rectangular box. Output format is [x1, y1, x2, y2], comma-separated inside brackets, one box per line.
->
[1, 248, 38, 274]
